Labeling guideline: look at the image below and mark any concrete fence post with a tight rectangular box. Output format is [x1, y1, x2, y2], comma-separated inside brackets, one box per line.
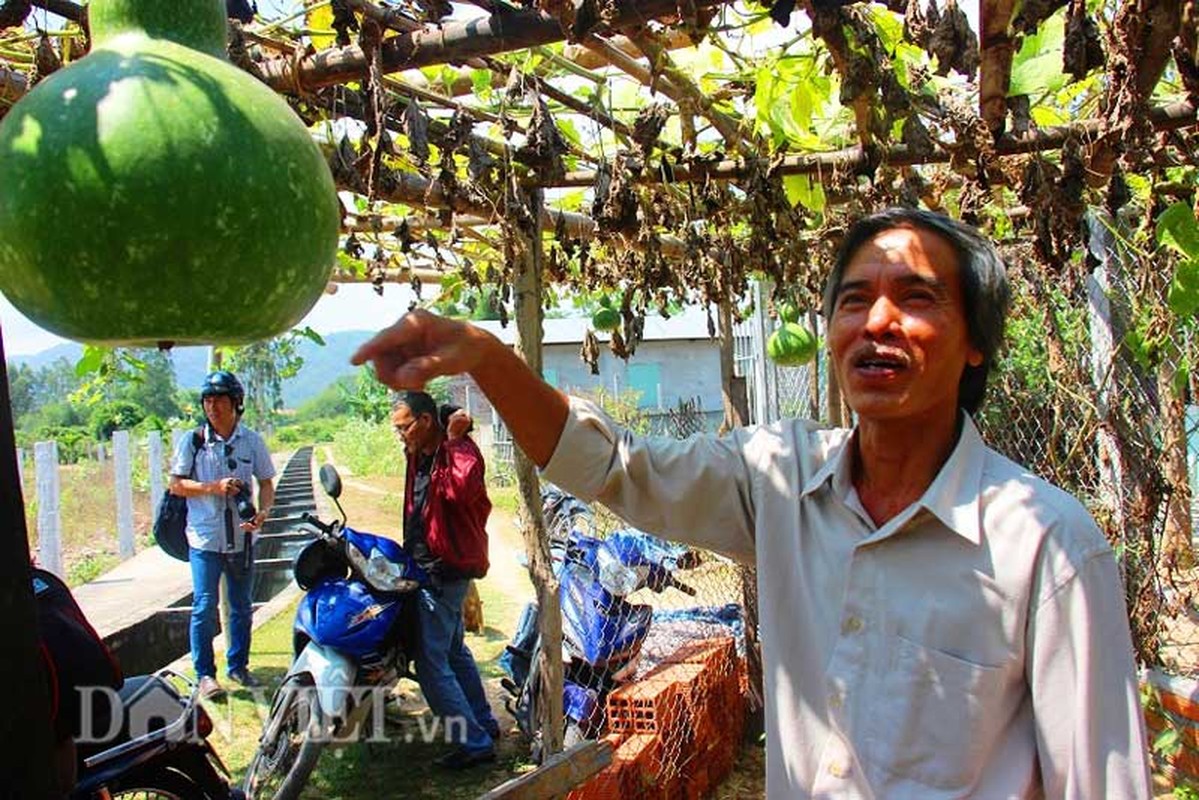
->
[113, 430, 135, 560]
[147, 431, 164, 522]
[34, 441, 62, 577]
[16, 446, 25, 494]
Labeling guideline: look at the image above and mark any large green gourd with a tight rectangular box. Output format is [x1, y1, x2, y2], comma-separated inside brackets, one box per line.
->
[766, 322, 818, 367]
[0, 0, 339, 346]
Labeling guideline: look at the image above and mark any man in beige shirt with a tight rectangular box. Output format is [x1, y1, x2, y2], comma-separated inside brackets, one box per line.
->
[352, 208, 1151, 798]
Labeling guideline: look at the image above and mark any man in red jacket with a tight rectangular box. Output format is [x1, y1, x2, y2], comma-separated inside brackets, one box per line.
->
[392, 390, 499, 769]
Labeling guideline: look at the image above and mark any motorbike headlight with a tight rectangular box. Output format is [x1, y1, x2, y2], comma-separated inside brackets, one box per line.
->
[346, 543, 420, 593]
[596, 546, 639, 597]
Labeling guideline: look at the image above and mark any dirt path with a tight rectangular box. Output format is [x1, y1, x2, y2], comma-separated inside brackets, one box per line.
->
[484, 507, 532, 600]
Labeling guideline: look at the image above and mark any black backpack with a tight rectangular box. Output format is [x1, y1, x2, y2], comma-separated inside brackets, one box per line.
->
[153, 427, 204, 562]
[32, 566, 123, 742]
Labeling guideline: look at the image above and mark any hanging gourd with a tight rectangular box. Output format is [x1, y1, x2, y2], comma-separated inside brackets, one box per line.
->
[767, 321, 818, 367]
[776, 298, 801, 325]
[591, 294, 620, 331]
[0, 0, 340, 346]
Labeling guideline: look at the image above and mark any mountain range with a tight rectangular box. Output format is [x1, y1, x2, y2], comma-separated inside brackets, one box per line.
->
[9, 330, 375, 409]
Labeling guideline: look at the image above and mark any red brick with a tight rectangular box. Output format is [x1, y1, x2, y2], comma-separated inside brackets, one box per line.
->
[1159, 688, 1199, 723]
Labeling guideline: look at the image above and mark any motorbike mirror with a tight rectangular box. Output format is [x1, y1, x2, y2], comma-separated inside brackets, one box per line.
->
[318, 464, 343, 498]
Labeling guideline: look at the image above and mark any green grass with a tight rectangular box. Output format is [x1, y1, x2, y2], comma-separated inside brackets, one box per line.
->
[191, 464, 766, 798]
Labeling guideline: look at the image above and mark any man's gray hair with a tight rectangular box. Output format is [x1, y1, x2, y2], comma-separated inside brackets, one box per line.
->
[820, 208, 1010, 415]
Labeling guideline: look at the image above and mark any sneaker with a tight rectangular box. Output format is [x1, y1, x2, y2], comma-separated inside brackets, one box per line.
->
[435, 746, 496, 770]
[228, 668, 261, 688]
[198, 675, 225, 700]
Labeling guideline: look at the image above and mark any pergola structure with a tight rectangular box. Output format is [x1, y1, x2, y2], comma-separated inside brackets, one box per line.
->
[2, 0, 1198, 794]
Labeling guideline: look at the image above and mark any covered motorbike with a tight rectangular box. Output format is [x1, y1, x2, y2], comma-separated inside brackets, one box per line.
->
[500, 485, 700, 757]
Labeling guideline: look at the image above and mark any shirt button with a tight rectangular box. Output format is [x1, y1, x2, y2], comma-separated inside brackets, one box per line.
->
[842, 615, 864, 634]
[828, 761, 850, 778]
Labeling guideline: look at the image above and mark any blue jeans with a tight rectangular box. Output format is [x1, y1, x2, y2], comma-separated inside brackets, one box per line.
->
[416, 579, 496, 753]
[189, 548, 254, 679]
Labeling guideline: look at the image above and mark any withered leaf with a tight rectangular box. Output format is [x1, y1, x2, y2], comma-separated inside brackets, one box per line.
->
[402, 100, 431, 167]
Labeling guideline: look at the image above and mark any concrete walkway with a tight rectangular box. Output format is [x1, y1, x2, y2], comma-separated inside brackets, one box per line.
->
[74, 545, 191, 639]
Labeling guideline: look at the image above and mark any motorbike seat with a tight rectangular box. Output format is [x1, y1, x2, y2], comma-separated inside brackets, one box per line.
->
[75, 674, 188, 763]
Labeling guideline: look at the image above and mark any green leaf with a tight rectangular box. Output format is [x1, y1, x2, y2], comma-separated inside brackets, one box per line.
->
[1008, 12, 1067, 96]
[1168, 260, 1199, 318]
[790, 80, 815, 132]
[470, 68, 491, 96]
[1157, 202, 1199, 259]
[296, 326, 326, 346]
[1153, 725, 1181, 756]
[1030, 106, 1069, 127]
[865, 5, 904, 54]
[783, 174, 826, 212]
[75, 346, 106, 378]
[557, 118, 582, 147]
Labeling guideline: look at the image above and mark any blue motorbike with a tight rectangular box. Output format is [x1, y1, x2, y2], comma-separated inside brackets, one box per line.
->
[243, 465, 429, 800]
[500, 486, 700, 757]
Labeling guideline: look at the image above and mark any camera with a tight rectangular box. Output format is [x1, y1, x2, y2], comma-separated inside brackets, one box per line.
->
[233, 482, 257, 522]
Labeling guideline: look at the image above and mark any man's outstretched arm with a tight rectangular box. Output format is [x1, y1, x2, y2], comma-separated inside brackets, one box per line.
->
[352, 310, 569, 467]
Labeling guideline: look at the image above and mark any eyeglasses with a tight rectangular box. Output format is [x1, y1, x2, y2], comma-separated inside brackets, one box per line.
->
[392, 419, 416, 437]
[223, 443, 237, 471]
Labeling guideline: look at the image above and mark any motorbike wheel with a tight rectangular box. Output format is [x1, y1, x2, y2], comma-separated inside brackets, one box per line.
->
[242, 674, 326, 800]
[107, 766, 206, 799]
[524, 646, 591, 761]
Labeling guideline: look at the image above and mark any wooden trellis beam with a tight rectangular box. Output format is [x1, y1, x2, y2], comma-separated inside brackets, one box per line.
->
[627, 29, 749, 156]
[537, 100, 1199, 188]
[344, 213, 491, 234]
[256, 0, 724, 93]
[342, 0, 491, 73]
[582, 32, 747, 154]
[30, 0, 83, 21]
[564, 29, 696, 72]
[329, 264, 448, 284]
[979, 0, 1018, 135]
[480, 56, 678, 157]
[338, 166, 689, 258]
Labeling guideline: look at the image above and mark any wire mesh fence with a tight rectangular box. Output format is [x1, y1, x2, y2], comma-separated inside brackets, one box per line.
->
[497, 399, 753, 798]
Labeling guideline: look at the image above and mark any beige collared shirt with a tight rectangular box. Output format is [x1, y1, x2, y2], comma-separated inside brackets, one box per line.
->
[543, 397, 1150, 799]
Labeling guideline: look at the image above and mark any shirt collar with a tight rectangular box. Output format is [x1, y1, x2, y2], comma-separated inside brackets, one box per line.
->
[799, 414, 986, 545]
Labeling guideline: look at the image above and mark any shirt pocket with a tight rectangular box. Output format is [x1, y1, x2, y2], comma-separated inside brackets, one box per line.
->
[864, 633, 1010, 791]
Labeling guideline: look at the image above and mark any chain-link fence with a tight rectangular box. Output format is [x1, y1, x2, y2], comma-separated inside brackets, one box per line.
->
[496, 399, 753, 798]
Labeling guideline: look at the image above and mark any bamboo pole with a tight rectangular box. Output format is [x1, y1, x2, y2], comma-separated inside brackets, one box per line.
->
[508, 187, 566, 758]
[255, 0, 724, 92]
[31, 0, 83, 21]
[625, 29, 748, 155]
[979, 0, 1018, 135]
[563, 29, 695, 71]
[344, 166, 690, 258]
[539, 101, 1199, 188]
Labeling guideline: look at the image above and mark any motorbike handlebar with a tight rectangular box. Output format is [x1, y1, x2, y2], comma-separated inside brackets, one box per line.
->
[300, 511, 335, 535]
